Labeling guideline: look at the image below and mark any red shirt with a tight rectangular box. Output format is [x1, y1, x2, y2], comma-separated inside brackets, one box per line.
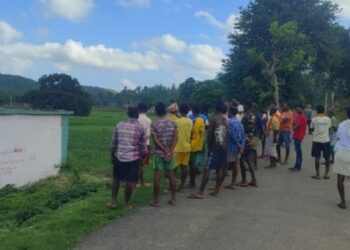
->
[293, 113, 307, 141]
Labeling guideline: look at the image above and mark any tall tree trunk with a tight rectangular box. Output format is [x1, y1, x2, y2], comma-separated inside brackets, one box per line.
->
[271, 73, 280, 109]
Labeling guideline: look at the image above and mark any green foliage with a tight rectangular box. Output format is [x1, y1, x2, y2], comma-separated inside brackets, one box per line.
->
[178, 77, 197, 103]
[0, 73, 39, 96]
[220, 0, 348, 108]
[191, 80, 225, 113]
[22, 73, 93, 116]
[0, 184, 17, 197]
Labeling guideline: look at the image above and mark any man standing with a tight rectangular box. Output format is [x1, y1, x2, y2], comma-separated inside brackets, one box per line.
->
[138, 102, 152, 186]
[189, 101, 228, 199]
[225, 106, 245, 189]
[174, 104, 193, 191]
[150, 103, 178, 207]
[168, 102, 179, 121]
[333, 107, 350, 209]
[107, 107, 147, 209]
[189, 104, 206, 188]
[311, 105, 332, 179]
[289, 105, 307, 172]
[277, 104, 293, 165]
[239, 102, 258, 187]
[305, 104, 313, 135]
[264, 107, 281, 169]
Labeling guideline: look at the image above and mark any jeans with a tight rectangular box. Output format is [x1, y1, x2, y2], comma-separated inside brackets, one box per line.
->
[294, 140, 302, 169]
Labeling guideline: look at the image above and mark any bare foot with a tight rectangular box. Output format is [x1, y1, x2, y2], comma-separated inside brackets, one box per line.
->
[168, 200, 176, 206]
[106, 202, 118, 209]
[149, 202, 161, 207]
[224, 184, 235, 190]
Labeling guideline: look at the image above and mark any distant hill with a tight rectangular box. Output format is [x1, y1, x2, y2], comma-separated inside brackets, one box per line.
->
[0, 73, 39, 96]
[0, 73, 118, 105]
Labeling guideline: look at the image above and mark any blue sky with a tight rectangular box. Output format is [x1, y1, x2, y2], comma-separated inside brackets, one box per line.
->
[0, 0, 349, 90]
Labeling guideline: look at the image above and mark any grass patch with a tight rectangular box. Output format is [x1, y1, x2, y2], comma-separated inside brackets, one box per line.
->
[0, 110, 158, 250]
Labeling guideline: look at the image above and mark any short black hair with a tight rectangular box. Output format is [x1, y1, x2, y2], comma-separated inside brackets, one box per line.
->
[295, 104, 304, 110]
[316, 105, 325, 114]
[138, 102, 148, 113]
[191, 104, 200, 115]
[215, 100, 226, 113]
[179, 103, 190, 115]
[347, 106, 350, 119]
[270, 107, 277, 115]
[127, 106, 139, 119]
[229, 106, 238, 116]
[155, 102, 166, 117]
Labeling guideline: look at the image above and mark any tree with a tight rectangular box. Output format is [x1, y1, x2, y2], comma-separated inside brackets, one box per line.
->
[220, 0, 343, 108]
[191, 80, 225, 113]
[178, 77, 197, 103]
[22, 73, 92, 116]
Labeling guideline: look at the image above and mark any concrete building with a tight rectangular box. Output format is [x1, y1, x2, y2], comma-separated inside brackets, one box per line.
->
[0, 109, 72, 188]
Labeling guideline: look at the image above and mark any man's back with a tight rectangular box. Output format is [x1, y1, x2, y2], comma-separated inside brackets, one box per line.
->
[151, 117, 177, 156]
[191, 117, 205, 152]
[312, 116, 332, 143]
[138, 113, 152, 145]
[175, 117, 192, 152]
[113, 119, 146, 162]
[208, 114, 228, 152]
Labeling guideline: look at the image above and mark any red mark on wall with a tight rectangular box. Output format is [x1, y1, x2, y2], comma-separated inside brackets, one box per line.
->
[0, 147, 35, 177]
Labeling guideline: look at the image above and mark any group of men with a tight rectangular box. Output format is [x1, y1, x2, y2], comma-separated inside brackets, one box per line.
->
[106, 99, 350, 210]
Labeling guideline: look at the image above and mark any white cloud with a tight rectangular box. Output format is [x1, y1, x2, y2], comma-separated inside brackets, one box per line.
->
[40, 0, 94, 21]
[0, 29, 224, 82]
[122, 78, 138, 89]
[0, 40, 172, 74]
[0, 21, 22, 44]
[116, 0, 150, 7]
[187, 44, 225, 76]
[195, 10, 238, 33]
[133, 34, 226, 77]
[332, 0, 350, 19]
[133, 33, 187, 53]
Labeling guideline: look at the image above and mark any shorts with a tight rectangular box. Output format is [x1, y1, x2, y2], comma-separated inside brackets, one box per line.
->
[175, 152, 190, 167]
[206, 151, 227, 171]
[227, 152, 240, 163]
[190, 151, 205, 167]
[311, 142, 331, 159]
[142, 145, 151, 166]
[277, 131, 292, 148]
[113, 159, 140, 182]
[153, 156, 174, 171]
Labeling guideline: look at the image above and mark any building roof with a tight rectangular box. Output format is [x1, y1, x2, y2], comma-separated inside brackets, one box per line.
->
[0, 109, 73, 116]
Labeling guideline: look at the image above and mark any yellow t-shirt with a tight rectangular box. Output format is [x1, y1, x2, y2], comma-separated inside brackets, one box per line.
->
[191, 117, 205, 152]
[271, 115, 281, 131]
[174, 117, 193, 153]
[168, 113, 179, 122]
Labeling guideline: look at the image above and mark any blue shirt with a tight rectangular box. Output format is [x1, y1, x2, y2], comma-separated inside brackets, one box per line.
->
[227, 117, 245, 153]
[188, 113, 209, 126]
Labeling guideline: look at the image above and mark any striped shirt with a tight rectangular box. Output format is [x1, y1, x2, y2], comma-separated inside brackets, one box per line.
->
[151, 116, 177, 157]
[110, 118, 147, 162]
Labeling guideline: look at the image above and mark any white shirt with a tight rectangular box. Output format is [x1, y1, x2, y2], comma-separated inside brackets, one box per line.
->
[138, 113, 152, 145]
[311, 115, 332, 143]
[336, 119, 350, 151]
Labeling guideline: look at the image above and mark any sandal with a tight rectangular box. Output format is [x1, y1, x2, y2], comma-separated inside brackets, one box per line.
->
[311, 175, 321, 180]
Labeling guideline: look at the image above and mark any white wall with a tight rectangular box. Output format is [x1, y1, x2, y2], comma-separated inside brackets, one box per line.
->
[0, 115, 62, 188]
